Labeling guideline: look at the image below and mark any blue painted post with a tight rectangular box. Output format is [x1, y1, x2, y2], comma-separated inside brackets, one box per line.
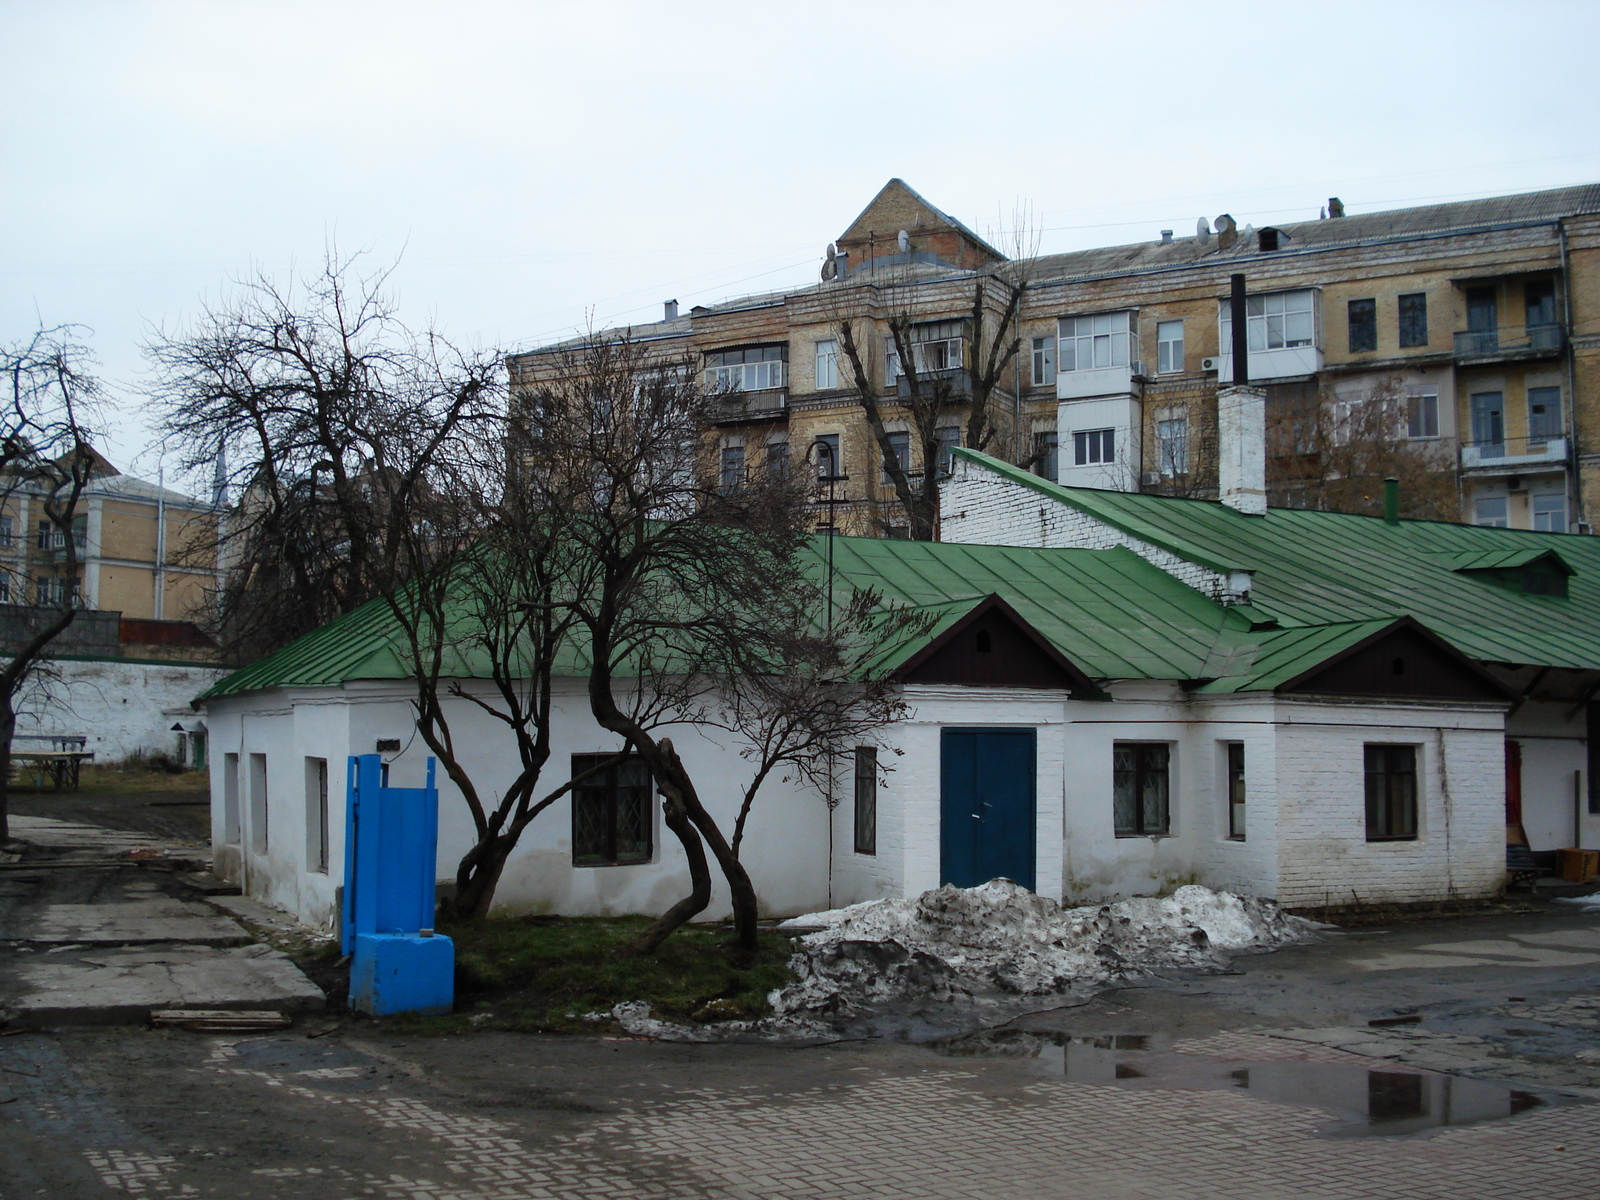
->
[344, 754, 454, 1016]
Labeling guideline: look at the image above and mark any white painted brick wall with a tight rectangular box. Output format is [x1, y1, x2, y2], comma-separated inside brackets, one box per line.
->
[941, 460, 1233, 600]
[1269, 704, 1504, 908]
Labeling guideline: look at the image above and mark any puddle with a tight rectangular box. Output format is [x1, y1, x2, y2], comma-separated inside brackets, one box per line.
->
[931, 1030, 1566, 1137]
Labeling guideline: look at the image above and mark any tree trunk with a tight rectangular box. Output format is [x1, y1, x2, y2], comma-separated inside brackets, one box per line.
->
[629, 792, 713, 954]
[0, 697, 13, 845]
[656, 739, 761, 950]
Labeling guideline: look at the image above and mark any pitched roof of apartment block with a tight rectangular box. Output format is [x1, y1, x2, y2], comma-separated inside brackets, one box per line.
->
[953, 448, 1600, 673]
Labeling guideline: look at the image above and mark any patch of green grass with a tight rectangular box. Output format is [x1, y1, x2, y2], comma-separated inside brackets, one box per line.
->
[71, 763, 209, 795]
[423, 916, 796, 1034]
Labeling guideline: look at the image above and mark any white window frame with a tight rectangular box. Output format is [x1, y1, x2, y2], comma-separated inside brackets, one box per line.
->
[1532, 492, 1567, 532]
[1059, 312, 1132, 373]
[1156, 417, 1188, 475]
[1220, 289, 1317, 352]
[706, 346, 787, 392]
[814, 339, 839, 390]
[1073, 428, 1115, 466]
[1406, 392, 1439, 440]
[1156, 320, 1184, 374]
[1474, 495, 1509, 528]
[1032, 336, 1056, 387]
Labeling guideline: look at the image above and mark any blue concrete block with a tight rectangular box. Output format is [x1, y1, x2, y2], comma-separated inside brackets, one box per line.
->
[350, 932, 455, 1016]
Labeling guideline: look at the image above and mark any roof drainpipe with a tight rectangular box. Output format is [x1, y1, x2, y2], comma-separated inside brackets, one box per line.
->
[1383, 476, 1400, 525]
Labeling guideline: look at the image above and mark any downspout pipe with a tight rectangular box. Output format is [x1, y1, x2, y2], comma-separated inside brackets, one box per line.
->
[1230, 274, 1249, 386]
[1558, 221, 1585, 532]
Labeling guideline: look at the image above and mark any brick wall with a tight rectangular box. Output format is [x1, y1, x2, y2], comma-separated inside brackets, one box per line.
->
[941, 458, 1233, 598]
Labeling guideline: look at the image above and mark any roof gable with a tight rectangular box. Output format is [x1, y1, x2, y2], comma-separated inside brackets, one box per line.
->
[1275, 617, 1512, 702]
[835, 179, 1006, 272]
[890, 594, 1098, 694]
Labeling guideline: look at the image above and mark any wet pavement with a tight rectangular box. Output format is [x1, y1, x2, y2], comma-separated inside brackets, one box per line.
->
[5, 906, 1600, 1197]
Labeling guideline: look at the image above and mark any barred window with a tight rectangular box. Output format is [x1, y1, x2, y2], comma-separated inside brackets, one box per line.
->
[572, 754, 653, 866]
[1114, 743, 1170, 836]
[1398, 293, 1428, 348]
[853, 747, 877, 855]
[1347, 298, 1377, 353]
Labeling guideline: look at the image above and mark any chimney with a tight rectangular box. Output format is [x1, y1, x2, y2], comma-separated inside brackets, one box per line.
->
[1327, 197, 1345, 219]
[1217, 384, 1267, 516]
[1219, 272, 1265, 515]
[663, 299, 679, 321]
[1160, 229, 1174, 244]
[1215, 214, 1237, 250]
[1383, 477, 1400, 525]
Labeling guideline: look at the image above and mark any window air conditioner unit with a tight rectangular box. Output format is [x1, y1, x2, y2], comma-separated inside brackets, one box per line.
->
[1201, 356, 1220, 372]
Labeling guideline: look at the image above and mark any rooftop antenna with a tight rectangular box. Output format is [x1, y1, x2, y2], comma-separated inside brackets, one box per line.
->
[897, 229, 910, 254]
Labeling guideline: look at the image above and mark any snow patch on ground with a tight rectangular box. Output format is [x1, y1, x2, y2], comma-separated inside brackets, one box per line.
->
[770, 881, 1320, 1019]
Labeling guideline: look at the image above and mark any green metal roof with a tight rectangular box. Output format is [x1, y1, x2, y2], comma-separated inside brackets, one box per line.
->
[954, 449, 1600, 672]
[200, 536, 1274, 703]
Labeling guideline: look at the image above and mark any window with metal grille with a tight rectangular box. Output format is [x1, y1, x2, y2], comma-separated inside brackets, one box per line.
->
[1347, 298, 1377, 353]
[1225, 742, 1246, 840]
[1398, 293, 1428, 347]
[572, 754, 653, 866]
[853, 746, 877, 855]
[1364, 744, 1417, 841]
[1114, 743, 1170, 836]
[1073, 428, 1114, 466]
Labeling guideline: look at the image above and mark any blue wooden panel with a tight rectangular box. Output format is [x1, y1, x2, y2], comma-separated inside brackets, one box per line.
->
[342, 755, 438, 954]
[940, 730, 1036, 891]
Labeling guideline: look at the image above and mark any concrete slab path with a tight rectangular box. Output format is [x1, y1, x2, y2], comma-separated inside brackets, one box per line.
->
[1, 813, 325, 1027]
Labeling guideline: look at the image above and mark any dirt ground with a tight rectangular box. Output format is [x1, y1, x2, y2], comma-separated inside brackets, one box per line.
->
[5, 784, 210, 845]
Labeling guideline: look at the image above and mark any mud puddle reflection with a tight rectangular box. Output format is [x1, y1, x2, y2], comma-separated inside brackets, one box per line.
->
[933, 1029, 1569, 1137]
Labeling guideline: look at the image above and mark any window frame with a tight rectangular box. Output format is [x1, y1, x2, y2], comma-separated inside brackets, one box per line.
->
[814, 339, 839, 390]
[1033, 430, 1059, 482]
[1364, 743, 1419, 842]
[1532, 491, 1567, 533]
[570, 753, 654, 867]
[719, 443, 746, 494]
[1397, 293, 1428, 348]
[812, 433, 842, 480]
[1221, 289, 1317, 352]
[1032, 335, 1057, 387]
[1347, 297, 1377, 354]
[1528, 386, 1563, 440]
[1473, 495, 1509, 528]
[1073, 428, 1115, 466]
[1225, 742, 1246, 841]
[1156, 417, 1188, 476]
[1156, 320, 1185, 374]
[1114, 742, 1171, 837]
[853, 746, 877, 856]
[882, 431, 911, 483]
[1058, 311, 1133, 373]
[305, 757, 329, 874]
[705, 344, 788, 393]
[1406, 392, 1439, 440]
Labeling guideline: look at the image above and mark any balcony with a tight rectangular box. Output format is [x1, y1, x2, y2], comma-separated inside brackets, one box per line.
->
[712, 388, 787, 424]
[1453, 324, 1564, 364]
[1459, 435, 1570, 474]
[897, 368, 971, 399]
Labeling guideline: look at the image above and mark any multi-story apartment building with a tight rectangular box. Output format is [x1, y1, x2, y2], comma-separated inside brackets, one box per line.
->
[509, 179, 1600, 535]
[2, 453, 222, 622]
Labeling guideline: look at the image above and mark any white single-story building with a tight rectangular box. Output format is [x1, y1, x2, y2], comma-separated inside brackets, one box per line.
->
[198, 526, 1518, 932]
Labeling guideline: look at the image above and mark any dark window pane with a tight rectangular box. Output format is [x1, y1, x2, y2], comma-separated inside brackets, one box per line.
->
[1115, 743, 1169, 836]
[1365, 744, 1417, 840]
[1347, 298, 1377, 353]
[854, 746, 877, 855]
[571, 753, 654, 865]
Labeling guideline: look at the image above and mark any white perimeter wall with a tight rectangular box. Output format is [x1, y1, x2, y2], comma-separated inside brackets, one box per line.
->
[16, 658, 228, 762]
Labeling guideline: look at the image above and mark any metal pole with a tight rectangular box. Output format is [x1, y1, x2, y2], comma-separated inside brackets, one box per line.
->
[1230, 273, 1249, 387]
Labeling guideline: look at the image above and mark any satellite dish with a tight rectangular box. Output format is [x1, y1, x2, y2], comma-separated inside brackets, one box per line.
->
[826, 242, 837, 258]
[897, 229, 910, 254]
[821, 256, 837, 281]
[1196, 217, 1211, 239]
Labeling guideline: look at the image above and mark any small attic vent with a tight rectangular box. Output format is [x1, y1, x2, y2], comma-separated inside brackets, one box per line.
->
[1445, 547, 1573, 598]
[1259, 228, 1281, 252]
[975, 630, 992, 653]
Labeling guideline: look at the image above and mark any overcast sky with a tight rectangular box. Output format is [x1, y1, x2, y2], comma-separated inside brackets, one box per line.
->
[5, 0, 1599, 490]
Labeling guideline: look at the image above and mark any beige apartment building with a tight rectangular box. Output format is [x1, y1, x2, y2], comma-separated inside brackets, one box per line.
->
[2, 456, 222, 623]
[509, 179, 1600, 535]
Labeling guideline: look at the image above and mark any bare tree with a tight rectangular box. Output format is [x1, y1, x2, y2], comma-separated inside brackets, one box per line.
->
[0, 328, 102, 842]
[833, 253, 1030, 540]
[519, 334, 920, 953]
[145, 253, 502, 660]
[1266, 375, 1460, 519]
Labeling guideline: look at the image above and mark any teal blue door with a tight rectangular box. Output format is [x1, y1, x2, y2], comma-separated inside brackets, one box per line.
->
[940, 729, 1036, 890]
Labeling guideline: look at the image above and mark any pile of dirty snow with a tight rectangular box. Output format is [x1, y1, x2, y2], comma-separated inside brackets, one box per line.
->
[770, 881, 1319, 1018]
